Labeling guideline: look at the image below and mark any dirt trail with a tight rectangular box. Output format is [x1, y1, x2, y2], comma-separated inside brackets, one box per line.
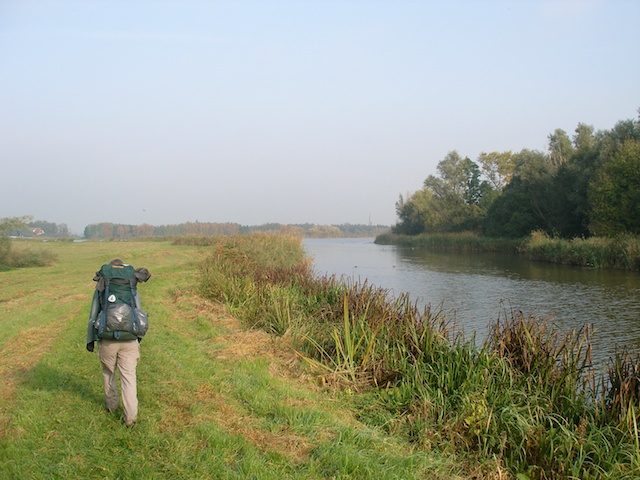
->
[0, 327, 51, 421]
[0, 297, 84, 433]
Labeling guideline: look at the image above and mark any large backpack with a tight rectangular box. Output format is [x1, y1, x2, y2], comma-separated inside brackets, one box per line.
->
[95, 263, 149, 340]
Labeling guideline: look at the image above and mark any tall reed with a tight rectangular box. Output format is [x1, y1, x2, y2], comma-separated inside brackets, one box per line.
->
[376, 231, 521, 252]
[599, 349, 640, 427]
[199, 233, 640, 479]
[523, 230, 640, 271]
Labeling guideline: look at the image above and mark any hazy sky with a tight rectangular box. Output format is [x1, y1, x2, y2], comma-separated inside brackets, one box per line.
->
[1, 0, 638, 235]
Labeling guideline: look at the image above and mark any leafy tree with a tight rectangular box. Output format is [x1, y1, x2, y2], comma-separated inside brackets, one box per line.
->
[0, 216, 31, 236]
[484, 176, 545, 237]
[432, 152, 464, 193]
[477, 151, 515, 190]
[547, 129, 574, 171]
[57, 223, 69, 237]
[549, 123, 601, 237]
[394, 152, 490, 234]
[461, 157, 485, 206]
[484, 150, 554, 237]
[423, 152, 487, 232]
[589, 139, 640, 236]
[428, 151, 480, 200]
[394, 190, 436, 235]
[573, 123, 597, 154]
[597, 115, 640, 164]
[496, 126, 600, 239]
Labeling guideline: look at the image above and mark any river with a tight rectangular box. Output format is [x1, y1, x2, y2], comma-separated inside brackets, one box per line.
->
[303, 237, 640, 367]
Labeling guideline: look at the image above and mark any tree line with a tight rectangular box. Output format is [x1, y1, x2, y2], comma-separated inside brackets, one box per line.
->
[83, 222, 389, 239]
[6, 219, 70, 238]
[2, 218, 388, 240]
[394, 111, 640, 238]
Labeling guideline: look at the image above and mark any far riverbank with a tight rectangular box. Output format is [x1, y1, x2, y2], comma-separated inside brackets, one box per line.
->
[375, 231, 640, 272]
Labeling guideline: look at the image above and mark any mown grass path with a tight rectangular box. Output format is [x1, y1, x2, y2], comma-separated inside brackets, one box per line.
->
[0, 241, 465, 480]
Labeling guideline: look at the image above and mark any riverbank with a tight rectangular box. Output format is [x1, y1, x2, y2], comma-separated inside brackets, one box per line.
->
[2, 237, 638, 479]
[375, 231, 640, 271]
[0, 240, 474, 479]
[199, 233, 640, 479]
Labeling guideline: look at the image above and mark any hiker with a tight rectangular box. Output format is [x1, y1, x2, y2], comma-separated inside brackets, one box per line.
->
[86, 258, 151, 427]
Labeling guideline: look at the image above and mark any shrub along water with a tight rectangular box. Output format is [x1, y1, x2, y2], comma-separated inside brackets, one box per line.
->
[199, 234, 640, 479]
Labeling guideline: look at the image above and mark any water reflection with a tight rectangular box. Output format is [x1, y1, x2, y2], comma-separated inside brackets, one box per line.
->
[304, 238, 640, 367]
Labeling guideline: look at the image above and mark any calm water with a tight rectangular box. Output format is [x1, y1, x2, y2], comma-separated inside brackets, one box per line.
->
[303, 237, 640, 367]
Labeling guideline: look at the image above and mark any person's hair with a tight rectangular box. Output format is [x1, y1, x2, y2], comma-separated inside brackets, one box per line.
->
[110, 258, 124, 265]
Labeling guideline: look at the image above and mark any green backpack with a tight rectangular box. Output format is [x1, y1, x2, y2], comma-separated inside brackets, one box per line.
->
[95, 263, 149, 340]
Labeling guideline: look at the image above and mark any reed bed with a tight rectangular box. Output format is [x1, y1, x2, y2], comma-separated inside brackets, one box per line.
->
[375, 231, 521, 252]
[377, 231, 640, 271]
[199, 233, 640, 479]
[521, 231, 640, 271]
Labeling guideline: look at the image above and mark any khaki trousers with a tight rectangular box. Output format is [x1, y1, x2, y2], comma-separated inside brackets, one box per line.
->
[98, 339, 140, 423]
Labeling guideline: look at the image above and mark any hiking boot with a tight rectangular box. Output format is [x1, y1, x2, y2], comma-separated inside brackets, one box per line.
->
[106, 406, 117, 413]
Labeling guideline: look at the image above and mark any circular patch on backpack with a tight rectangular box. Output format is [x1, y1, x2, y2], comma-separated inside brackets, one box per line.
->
[108, 294, 116, 303]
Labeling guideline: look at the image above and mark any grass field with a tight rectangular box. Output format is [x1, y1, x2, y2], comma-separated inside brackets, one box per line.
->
[0, 240, 473, 479]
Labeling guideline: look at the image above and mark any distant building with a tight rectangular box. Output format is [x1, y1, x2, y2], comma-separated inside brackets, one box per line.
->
[32, 228, 45, 236]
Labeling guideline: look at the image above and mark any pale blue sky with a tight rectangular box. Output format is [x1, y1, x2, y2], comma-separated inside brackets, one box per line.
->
[1, 0, 638, 235]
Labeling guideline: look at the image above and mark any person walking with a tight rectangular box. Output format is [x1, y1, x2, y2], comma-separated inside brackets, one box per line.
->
[86, 258, 150, 427]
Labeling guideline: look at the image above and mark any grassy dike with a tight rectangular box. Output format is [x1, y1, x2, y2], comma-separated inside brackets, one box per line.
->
[0, 239, 467, 479]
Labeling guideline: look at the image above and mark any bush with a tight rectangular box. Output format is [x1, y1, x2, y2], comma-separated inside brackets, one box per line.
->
[5, 246, 58, 267]
[0, 236, 10, 265]
[0, 237, 58, 268]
